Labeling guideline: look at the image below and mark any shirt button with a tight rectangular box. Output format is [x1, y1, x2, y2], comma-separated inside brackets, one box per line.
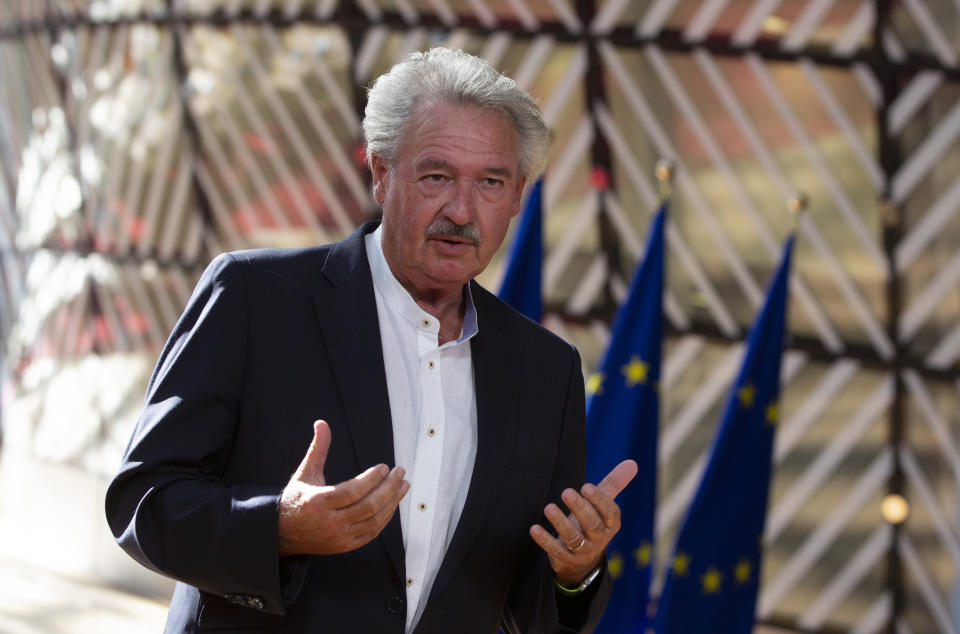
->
[421, 319, 430, 328]
[407, 577, 414, 587]
[417, 502, 427, 511]
[427, 428, 436, 437]
[427, 360, 435, 369]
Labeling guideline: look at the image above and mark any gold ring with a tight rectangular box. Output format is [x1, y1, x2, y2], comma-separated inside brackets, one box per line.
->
[566, 534, 586, 552]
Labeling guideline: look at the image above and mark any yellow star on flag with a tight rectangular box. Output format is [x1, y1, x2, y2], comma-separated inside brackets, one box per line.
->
[672, 552, 690, 577]
[621, 356, 649, 387]
[586, 372, 605, 395]
[608, 552, 624, 579]
[701, 566, 723, 595]
[737, 383, 755, 408]
[633, 542, 652, 568]
[734, 559, 752, 584]
[765, 403, 779, 425]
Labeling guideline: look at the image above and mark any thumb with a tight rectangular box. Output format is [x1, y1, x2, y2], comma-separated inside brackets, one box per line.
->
[294, 420, 331, 485]
[596, 459, 639, 500]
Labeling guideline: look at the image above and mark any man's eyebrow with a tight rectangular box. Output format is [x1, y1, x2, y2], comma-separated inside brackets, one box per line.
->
[483, 166, 513, 178]
[415, 158, 453, 172]
[414, 158, 514, 179]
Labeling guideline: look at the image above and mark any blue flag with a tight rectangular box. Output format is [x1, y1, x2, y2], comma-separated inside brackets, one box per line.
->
[587, 203, 667, 634]
[654, 234, 796, 634]
[498, 178, 543, 322]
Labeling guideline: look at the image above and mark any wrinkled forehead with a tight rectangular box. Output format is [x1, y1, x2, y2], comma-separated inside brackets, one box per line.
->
[405, 98, 517, 146]
[389, 99, 520, 173]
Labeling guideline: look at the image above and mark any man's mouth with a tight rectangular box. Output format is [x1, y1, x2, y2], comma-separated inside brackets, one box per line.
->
[432, 235, 475, 245]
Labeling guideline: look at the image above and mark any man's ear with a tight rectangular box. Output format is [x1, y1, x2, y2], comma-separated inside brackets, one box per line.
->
[371, 154, 389, 205]
[511, 175, 528, 218]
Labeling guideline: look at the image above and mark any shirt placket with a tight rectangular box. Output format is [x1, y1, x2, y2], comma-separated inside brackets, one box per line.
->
[403, 321, 444, 623]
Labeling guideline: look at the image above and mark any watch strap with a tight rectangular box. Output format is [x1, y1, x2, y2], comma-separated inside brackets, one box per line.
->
[554, 562, 603, 595]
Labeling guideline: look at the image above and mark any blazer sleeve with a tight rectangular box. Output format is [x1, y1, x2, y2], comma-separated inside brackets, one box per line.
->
[104, 253, 304, 615]
[500, 344, 612, 633]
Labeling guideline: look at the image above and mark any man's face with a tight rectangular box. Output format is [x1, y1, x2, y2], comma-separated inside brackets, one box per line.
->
[371, 100, 527, 298]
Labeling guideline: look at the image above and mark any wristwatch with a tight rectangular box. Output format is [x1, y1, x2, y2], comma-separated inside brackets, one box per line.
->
[554, 563, 603, 596]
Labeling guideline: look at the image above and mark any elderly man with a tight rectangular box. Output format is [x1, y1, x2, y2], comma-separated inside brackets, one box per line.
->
[106, 47, 636, 633]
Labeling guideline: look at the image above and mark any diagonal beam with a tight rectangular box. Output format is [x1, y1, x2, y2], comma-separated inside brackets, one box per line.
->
[781, 0, 837, 52]
[747, 53, 887, 272]
[888, 70, 943, 136]
[636, 0, 681, 38]
[682, 0, 731, 42]
[892, 96, 960, 204]
[658, 46, 843, 351]
[592, 100, 738, 336]
[732, 0, 784, 46]
[900, 0, 958, 67]
[900, 446, 960, 566]
[759, 449, 893, 617]
[899, 248, 960, 343]
[798, 523, 892, 629]
[851, 591, 891, 634]
[902, 369, 960, 487]
[775, 358, 860, 463]
[767, 374, 893, 540]
[898, 534, 959, 634]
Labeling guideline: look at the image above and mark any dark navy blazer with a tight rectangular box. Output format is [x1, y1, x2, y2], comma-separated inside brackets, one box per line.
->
[106, 222, 610, 633]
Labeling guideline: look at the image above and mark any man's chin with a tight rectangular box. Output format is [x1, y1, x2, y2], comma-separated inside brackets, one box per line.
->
[422, 261, 479, 287]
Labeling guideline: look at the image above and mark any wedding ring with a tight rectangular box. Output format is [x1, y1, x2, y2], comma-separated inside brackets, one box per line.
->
[566, 534, 586, 552]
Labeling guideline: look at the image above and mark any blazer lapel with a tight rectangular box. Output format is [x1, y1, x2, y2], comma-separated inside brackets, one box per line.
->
[311, 222, 405, 578]
[427, 284, 520, 602]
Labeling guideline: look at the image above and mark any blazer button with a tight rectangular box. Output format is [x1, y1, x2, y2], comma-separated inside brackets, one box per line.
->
[386, 595, 406, 615]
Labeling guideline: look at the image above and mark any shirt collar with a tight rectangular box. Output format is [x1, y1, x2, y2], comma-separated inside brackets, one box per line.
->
[365, 225, 479, 345]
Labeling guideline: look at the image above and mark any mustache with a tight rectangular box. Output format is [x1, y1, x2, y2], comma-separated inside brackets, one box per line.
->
[425, 217, 482, 245]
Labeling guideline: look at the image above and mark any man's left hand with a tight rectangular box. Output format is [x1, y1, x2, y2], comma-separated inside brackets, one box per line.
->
[529, 459, 639, 587]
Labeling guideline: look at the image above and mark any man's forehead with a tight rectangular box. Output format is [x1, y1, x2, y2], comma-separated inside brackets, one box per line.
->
[397, 100, 519, 170]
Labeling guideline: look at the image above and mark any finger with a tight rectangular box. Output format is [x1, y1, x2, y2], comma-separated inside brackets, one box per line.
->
[529, 524, 568, 560]
[562, 488, 605, 537]
[544, 501, 584, 550]
[348, 476, 410, 542]
[581, 483, 621, 531]
[324, 464, 393, 509]
[595, 459, 639, 500]
[294, 420, 332, 484]
[337, 466, 407, 519]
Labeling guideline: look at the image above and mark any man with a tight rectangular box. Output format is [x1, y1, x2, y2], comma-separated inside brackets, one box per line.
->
[106, 47, 637, 633]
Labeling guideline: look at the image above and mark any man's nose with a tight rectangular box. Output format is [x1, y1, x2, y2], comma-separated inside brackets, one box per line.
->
[442, 181, 475, 225]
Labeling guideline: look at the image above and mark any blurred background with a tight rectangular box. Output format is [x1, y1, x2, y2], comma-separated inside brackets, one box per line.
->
[0, 0, 959, 632]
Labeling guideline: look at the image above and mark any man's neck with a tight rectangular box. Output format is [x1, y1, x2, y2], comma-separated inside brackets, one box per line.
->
[407, 286, 466, 346]
[378, 233, 468, 345]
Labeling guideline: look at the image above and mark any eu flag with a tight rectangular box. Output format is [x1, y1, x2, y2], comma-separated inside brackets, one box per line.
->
[653, 234, 796, 634]
[498, 178, 543, 323]
[587, 203, 667, 634]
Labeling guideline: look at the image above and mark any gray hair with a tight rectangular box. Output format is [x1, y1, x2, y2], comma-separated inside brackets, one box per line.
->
[362, 47, 550, 179]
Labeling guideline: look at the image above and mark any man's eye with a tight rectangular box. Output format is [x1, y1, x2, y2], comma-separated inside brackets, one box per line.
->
[483, 178, 503, 188]
[425, 174, 447, 183]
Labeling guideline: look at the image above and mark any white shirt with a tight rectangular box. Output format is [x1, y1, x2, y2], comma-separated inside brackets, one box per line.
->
[364, 227, 479, 633]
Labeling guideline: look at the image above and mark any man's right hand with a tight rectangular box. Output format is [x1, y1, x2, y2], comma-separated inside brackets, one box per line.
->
[278, 420, 409, 557]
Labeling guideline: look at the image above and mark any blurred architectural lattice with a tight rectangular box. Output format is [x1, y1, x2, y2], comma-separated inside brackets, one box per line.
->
[1, 1, 959, 633]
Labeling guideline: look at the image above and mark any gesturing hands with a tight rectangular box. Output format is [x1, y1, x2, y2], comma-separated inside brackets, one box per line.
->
[530, 459, 639, 587]
[278, 420, 410, 557]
